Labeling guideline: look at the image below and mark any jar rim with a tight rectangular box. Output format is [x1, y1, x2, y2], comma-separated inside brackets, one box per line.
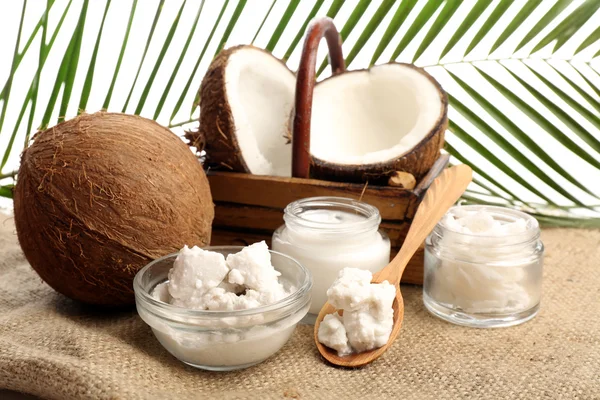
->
[434, 205, 540, 245]
[283, 196, 381, 234]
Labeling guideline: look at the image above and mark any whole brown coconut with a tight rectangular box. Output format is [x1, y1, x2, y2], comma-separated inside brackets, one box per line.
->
[13, 112, 214, 306]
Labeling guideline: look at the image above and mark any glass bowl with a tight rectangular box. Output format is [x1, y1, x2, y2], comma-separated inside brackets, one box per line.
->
[133, 246, 312, 371]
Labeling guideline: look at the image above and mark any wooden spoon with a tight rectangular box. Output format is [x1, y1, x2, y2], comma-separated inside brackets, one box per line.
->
[314, 164, 473, 367]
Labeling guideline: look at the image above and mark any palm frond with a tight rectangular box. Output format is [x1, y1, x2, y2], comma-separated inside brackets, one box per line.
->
[489, 0, 544, 54]
[440, 0, 492, 60]
[1, 0, 600, 228]
[282, 0, 325, 61]
[265, 0, 300, 52]
[370, 0, 418, 65]
[515, 0, 573, 52]
[133, 0, 188, 116]
[121, 0, 166, 113]
[316, 0, 372, 75]
[389, 0, 444, 62]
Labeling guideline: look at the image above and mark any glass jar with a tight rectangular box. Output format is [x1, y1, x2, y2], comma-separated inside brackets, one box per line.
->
[423, 205, 544, 328]
[272, 197, 391, 320]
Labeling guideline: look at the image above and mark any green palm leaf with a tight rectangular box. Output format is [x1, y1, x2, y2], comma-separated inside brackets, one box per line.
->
[134, 0, 188, 116]
[1, 0, 600, 227]
[473, 66, 600, 166]
[370, 0, 417, 65]
[265, 0, 300, 52]
[189, 0, 247, 114]
[530, 0, 600, 54]
[103, 0, 137, 110]
[316, 0, 371, 76]
[513, 0, 571, 53]
[0, 2, 27, 137]
[448, 120, 557, 206]
[121, 0, 166, 113]
[548, 62, 600, 114]
[389, 0, 444, 61]
[153, 1, 206, 120]
[521, 63, 600, 132]
[441, 0, 492, 60]
[214, 1, 247, 56]
[412, 0, 461, 62]
[251, 0, 277, 45]
[448, 92, 595, 202]
[575, 24, 600, 54]
[172, 0, 229, 122]
[490, 0, 543, 54]
[282, 0, 325, 61]
[78, 1, 110, 113]
[345, 0, 396, 67]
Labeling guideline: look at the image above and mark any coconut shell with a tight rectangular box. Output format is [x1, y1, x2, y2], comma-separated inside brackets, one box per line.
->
[185, 45, 294, 173]
[13, 112, 214, 306]
[309, 121, 446, 184]
[305, 64, 447, 185]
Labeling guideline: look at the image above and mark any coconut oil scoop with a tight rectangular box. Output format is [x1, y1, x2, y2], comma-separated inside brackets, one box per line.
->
[314, 164, 473, 367]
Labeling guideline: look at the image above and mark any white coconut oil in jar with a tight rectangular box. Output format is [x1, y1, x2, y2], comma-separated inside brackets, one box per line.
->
[423, 205, 544, 328]
[272, 197, 391, 320]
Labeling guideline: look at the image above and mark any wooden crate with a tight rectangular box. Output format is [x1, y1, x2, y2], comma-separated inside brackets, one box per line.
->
[208, 154, 450, 285]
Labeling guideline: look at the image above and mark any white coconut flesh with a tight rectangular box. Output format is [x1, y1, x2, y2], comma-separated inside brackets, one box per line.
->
[225, 48, 295, 176]
[310, 64, 443, 165]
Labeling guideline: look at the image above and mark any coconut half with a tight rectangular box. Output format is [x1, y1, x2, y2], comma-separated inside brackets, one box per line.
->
[188, 45, 295, 177]
[308, 63, 447, 183]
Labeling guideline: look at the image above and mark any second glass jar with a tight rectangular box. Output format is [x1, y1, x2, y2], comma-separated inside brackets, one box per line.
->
[272, 197, 391, 319]
[423, 205, 544, 328]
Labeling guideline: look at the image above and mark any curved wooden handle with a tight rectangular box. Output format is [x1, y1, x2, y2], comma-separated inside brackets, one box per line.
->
[374, 164, 473, 285]
[292, 17, 345, 179]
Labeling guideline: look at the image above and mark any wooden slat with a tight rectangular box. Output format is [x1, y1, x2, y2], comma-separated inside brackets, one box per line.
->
[210, 228, 274, 248]
[208, 172, 415, 221]
[213, 203, 416, 249]
[207, 154, 450, 222]
[213, 203, 285, 231]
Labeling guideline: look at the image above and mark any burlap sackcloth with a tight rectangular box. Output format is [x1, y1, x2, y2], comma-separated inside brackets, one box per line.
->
[0, 214, 598, 400]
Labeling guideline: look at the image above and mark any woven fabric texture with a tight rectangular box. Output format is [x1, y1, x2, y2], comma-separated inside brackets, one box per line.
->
[0, 215, 598, 400]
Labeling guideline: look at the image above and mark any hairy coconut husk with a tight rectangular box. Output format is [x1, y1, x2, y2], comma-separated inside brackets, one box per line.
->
[14, 112, 214, 306]
[186, 45, 295, 175]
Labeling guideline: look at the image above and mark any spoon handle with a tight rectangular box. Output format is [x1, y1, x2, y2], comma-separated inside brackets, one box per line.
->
[375, 164, 472, 285]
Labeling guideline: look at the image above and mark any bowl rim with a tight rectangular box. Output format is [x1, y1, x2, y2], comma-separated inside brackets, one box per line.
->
[133, 246, 313, 319]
